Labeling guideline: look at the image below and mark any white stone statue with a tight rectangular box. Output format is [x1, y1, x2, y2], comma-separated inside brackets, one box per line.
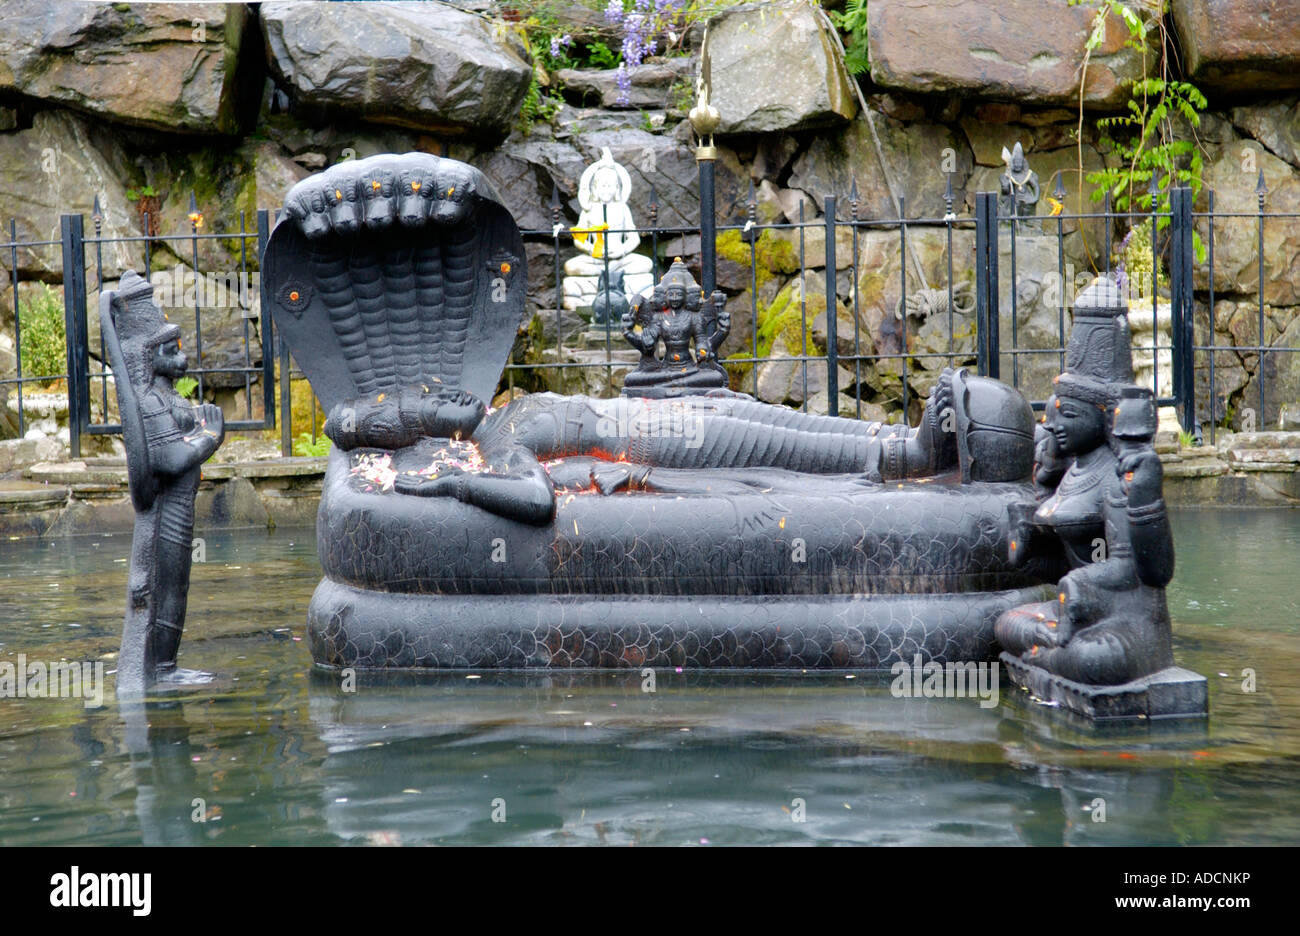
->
[562, 147, 655, 313]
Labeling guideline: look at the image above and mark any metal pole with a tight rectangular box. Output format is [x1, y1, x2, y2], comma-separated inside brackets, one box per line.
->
[689, 36, 720, 297]
[975, 193, 989, 377]
[699, 158, 716, 296]
[60, 213, 87, 458]
[824, 195, 838, 416]
[257, 209, 275, 430]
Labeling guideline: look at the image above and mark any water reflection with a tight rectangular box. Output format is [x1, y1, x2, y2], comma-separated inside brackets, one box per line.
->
[0, 513, 1297, 845]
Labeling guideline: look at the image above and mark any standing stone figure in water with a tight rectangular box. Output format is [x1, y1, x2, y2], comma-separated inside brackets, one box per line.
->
[102, 270, 225, 694]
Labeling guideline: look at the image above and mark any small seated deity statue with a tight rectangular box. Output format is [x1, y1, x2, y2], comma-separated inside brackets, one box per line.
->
[995, 277, 1177, 686]
[562, 147, 655, 312]
[999, 142, 1040, 222]
[590, 269, 629, 328]
[621, 258, 731, 392]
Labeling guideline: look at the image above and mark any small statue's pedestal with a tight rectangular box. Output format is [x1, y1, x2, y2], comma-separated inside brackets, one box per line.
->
[621, 383, 726, 400]
[1000, 652, 1208, 721]
[562, 270, 654, 312]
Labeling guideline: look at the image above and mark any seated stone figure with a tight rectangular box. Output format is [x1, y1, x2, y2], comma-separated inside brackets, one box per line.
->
[621, 259, 731, 392]
[995, 278, 1179, 688]
[562, 147, 655, 311]
[265, 153, 1055, 673]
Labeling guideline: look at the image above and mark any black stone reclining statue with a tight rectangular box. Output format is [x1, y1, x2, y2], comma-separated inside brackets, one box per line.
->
[261, 154, 1204, 718]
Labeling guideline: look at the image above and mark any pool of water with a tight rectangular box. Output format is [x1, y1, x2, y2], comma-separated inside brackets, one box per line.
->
[1, 510, 1298, 846]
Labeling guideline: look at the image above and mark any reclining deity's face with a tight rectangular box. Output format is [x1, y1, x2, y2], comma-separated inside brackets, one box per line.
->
[1050, 394, 1106, 457]
[419, 388, 487, 441]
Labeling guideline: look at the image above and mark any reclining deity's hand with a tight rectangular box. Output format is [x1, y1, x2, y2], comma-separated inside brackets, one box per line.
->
[393, 465, 466, 499]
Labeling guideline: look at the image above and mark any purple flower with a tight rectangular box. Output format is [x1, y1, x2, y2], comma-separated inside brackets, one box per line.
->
[549, 34, 571, 59]
[605, 0, 623, 24]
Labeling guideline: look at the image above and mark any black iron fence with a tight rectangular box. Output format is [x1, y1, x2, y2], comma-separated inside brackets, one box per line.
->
[2, 208, 287, 456]
[2, 180, 1297, 458]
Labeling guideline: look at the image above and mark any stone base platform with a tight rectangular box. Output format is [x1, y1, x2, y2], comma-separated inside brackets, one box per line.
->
[308, 578, 1053, 670]
[1000, 652, 1208, 721]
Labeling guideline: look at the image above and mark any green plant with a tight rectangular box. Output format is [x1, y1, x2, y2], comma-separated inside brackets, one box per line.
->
[1072, 1, 1208, 263]
[668, 78, 695, 114]
[125, 185, 157, 202]
[586, 40, 619, 69]
[830, 0, 870, 75]
[293, 432, 332, 457]
[17, 284, 66, 381]
[174, 375, 198, 400]
[518, 74, 564, 129]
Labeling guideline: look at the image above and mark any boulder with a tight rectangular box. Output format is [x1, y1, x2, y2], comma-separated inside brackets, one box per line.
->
[0, 2, 252, 134]
[132, 139, 307, 274]
[555, 59, 693, 111]
[1238, 311, 1300, 431]
[551, 104, 674, 141]
[788, 109, 973, 220]
[0, 111, 144, 279]
[703, 1, 857, 134]
[756, 331, 856, 407]
[867, 0, 1146, 109]
[1196, 141, 1300, 306]
[1172, 0, 1300, 93]
[1230, 98, 1300, 169]
[473, 133, 592, 234]
[261, 0, 532, 140]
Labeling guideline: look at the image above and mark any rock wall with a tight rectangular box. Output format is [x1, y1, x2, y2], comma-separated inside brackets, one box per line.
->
[1, 0, 1299, 441]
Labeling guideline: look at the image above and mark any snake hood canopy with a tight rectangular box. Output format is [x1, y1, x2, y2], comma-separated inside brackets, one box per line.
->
[264, 153, 526, 412]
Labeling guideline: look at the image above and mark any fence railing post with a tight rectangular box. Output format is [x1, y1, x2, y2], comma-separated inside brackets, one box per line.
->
[60, 213, 88, 458]
[1169, 186, 1196, 434]
[974, 192, 1000, 379]
[824, 194, 839, 416]
[257, 209, 276, 433]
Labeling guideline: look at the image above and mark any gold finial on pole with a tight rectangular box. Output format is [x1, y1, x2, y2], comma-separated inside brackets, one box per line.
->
[690, 28, 720, 161]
